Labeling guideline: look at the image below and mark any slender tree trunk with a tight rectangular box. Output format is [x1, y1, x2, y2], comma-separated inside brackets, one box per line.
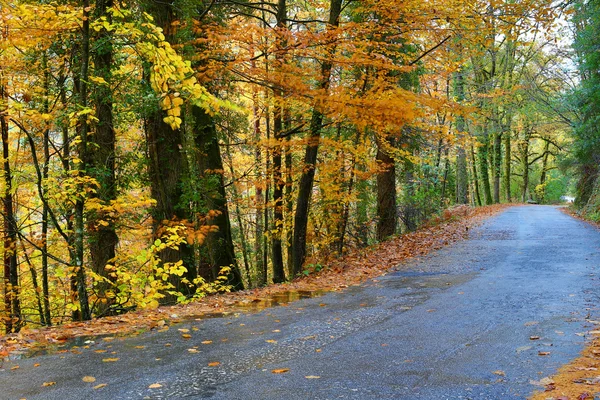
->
[520, 131, 530, 202]
[503, 128, 512, 202]
[0, 88, 21, 333]
[252, 93, 265, 287]
[270, 0, 287, 284]
[478, 129, 493, 205]
[493, 130, 502, 203]
[73, 0, 92, 320]
[41, 53, 52, 325]
[454, 71, 468, 204]
[225, 139, 251, 284]
[470, 144, 482, 207]
[291, 0, 342, 276]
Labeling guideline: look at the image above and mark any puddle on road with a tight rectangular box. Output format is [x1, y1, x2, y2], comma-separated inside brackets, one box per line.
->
[232, 290, 327, 312]
[17, 289, 328, 359]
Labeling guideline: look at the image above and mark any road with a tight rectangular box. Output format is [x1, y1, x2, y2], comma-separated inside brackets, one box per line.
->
[2, 205, 600, 399]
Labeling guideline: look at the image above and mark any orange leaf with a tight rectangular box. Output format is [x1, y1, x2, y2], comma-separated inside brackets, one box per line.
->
[272, 368, 290, 374]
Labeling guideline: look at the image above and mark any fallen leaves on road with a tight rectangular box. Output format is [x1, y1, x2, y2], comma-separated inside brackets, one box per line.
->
[93, 383, 107, 390]
[305, 375, 320, 379]
[102, 358, 119, 362]
[42, 381, 56, 387]
[82, 376, 96, 383]
[272, 368, 290, 374]
[148, 383, 162, 389]
[208, 361, 220, 367]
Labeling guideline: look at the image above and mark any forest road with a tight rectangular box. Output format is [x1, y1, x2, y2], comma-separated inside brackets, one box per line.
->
[2, 205, 600, 400]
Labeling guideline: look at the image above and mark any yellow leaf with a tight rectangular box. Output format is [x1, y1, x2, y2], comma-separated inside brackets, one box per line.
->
[94, 350, 107, 353]
[93, 383, 107, 390]
[102, 358, 119, 362]
[208, 361, 220, 367]
[178, 328, 190, 333]
[82, 376, 96, 383]
[201, 340, 212, 344]
[42, 382, 56, 387]
[305, 375, 320, 379]
[272, 368, 290, 374]
[11, 365, 19, 370]
[134, 346, 145, 349]
[148, 383, 162, 389]
[265, 340, 277, 344]
[187, 349, 199, 353]
[181, 334, 192, 339]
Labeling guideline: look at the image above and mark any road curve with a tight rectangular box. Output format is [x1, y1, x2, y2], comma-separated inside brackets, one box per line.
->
[2, 205, 600, 399]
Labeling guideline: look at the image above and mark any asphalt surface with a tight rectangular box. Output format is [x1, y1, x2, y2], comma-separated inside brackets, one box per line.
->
[2, 205, 600, 399]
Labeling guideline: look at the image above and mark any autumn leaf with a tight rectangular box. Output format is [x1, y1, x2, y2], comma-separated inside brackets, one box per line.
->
[201, 340, 212, 344]
[148, 383, 162, 389]
[93, 383, 108, 390]
[82, 376, 96, 383]
[265, 339, 277, 344]
[181, 334, 192, 339]
[102, 358, 119, 362]
[187, 349, 199, 353]
[208, 361, 220, 367]
[42, 381, 56, 387]
[305, 375, 320, 379]
[272, 368, 290, 374]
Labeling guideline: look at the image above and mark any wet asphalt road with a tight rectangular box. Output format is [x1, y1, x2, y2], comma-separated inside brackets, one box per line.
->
[2, 205, 600, 399]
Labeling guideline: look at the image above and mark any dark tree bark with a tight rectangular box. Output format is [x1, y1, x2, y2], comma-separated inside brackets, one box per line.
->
[478, 129, 493, 205]
[192, 106, 244, 290]
[0, 88, 21, 333]
[291, 0, 342, 276]
[454, 71, 468, 204]
[376, 139, 397, 241]
[493, 130, 502, 203]
[73, 0, 92, 321]
[503, 128, 512, 202]
[90, 0, 118, 316]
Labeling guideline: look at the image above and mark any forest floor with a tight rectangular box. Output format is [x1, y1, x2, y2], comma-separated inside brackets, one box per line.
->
[0, 203, 510, 359]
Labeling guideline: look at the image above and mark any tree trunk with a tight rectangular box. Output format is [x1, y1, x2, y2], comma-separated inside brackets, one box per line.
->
[192, 106, 244, 289]
[90, 0, 118, 316]
[376, 139, 397, 241]
[291, 0, 342, 276]
[470, 144, 482, 207]
[73, 0, 92, 321]
[493, 130, 502, 203]
[478, 129, 493, 205]
[454, 71, 468, 204]
[503, 128, 512, 202]
[0, 88, 21, 333]
[41, 52, 52, 326]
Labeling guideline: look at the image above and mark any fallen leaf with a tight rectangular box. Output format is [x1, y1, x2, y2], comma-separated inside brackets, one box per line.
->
[265, 339, 277, 344]
[181, 334, 192, 339]
[94, 350, 107, 353]
[187, 349, 199, 353]
[272, 368, 290, 374]
[42, 382, 56, 387]
[305, 375, 320, 379]
[493, 370, 506, 376]
[10, 365, 19, 370]
[148, 383, 162, 389]
[102, 358, 119, 362]
[134, 346, 145, 349]
[33, 363, 40, 367]
[530, 336, 540, 340]
[272, 330, 281, 333]
[208, 362, 220, 367]
[201, 340, 212, 344]
[178, 328, 190, 333]
[538, 351, 551, 356]
[93, 383, 107, 390]
[82, 376, 96, 383]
